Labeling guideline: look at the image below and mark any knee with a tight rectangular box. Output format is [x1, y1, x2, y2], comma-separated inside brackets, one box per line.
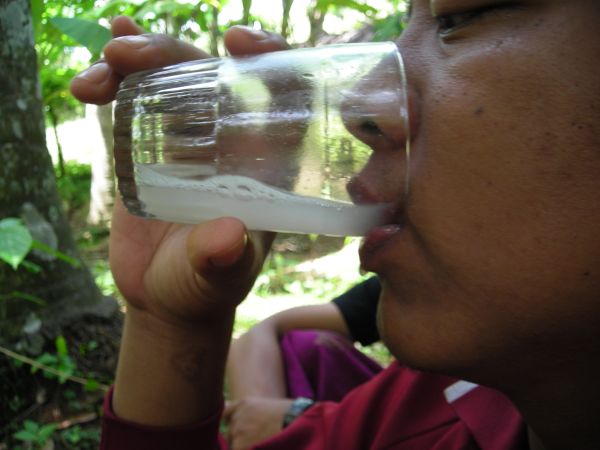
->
[281, 329, 354, 363]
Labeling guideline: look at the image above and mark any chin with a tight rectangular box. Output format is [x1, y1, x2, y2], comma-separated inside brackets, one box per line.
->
[376, 283, 499, 383]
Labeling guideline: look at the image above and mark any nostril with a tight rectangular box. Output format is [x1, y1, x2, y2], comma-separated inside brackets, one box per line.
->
[360, 119, 383, 137]
[347, 175, 376, 204]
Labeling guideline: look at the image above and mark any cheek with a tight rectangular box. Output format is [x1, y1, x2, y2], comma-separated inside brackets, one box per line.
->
[407, 49, 600, 299]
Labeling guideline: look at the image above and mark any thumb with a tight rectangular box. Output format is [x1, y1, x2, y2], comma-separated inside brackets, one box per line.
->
[186, 217, 262, 307]
[186, 217, 249, 273]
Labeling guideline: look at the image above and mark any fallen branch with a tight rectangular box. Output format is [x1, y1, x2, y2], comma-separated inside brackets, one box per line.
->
[0, 345, 110, 392]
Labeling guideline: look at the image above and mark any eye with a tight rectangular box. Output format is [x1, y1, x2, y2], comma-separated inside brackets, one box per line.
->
[434, 3, 518, 36]
[436, 11, 482, 34]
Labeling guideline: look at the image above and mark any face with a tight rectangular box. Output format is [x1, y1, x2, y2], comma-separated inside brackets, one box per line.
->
[360, 0, 600, 387]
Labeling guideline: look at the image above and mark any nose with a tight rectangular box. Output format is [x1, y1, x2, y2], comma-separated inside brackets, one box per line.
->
[341, 87, 408, 152]
[341, 50, 412, 205]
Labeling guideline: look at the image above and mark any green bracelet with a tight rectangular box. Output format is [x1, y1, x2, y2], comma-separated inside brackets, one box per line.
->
[282, 397, 315, 428]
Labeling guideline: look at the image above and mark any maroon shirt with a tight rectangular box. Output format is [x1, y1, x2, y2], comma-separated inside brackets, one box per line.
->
[101, 362, 527, 450]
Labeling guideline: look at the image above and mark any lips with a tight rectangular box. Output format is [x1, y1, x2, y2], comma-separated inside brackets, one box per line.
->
[360, 221, 404, 271]
[347, 174, 406, 271]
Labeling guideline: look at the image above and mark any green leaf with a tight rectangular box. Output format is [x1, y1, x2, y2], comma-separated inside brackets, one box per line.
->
[84, 378, 100, 392]
[372, 12, 405, 41]
[19, 260, 42, 274]
[38, 423, 57, 441]
[197, 10, 209, 32]
[25, 420, 40, 432]
[0, 291, 46, 306]
[0, 218, 33, 269]
[14, 430, 37, 442]
[55, 335, 68, 357]
[31, 240, 81, 268]
[50, 17, 111, 56]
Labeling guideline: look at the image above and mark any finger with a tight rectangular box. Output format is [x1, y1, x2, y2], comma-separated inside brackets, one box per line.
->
[224, 26, 289, 56]
[70, 16, 142, 105]
[187, 217, 249, 271]
[111, 15, 144, 38]
[186, 218, 269, 305]
[174, 219, 271, 316]
[71, 33, 209, 105]
[70, 60, 121, 105]
[104, 33, 210, 76]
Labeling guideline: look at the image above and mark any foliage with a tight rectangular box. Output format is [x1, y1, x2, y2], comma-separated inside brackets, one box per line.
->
[314, 0, 378, 17]
[357, 341, 393, 367]
[91, 260, 118, 297]
[232, 315, 260, 338]
[32, 0, 98, 126]
[50, 17, 111, 57]
[13, 419, 102, 450]
[0, 214, 82, 324]
[4, 332, 107, 390]
[54, 161, 92, 215]
[372, 10, 406, 41]
[253, 248, 368, 303]
[13, 420, 57, 450]
[39, 0, 407, 124]
[1, 337, 107, 449]
[0, 218, 80, 273]
[0, 219, 33, 270]
[52, 161, 117, 298]
[31, 336, 76, 383]
[59, 424, 100, 449]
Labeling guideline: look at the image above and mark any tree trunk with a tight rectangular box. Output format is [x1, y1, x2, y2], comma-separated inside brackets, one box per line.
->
[87, 103, 115, 226]
[209, 5, 221, 57]
[241, 0, 252, 26]
[0, 0, 115, 343]
[308, 1, 326, 46]
[281, 0, 294, 40]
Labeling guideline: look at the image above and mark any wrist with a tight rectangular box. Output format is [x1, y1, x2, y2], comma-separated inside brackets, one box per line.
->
[125, 303, 235, 343]
[282, 397, 315, 428]
[112, 307, 235, 426]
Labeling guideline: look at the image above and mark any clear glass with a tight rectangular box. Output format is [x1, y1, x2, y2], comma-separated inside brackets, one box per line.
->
[113, 42, 409, 236]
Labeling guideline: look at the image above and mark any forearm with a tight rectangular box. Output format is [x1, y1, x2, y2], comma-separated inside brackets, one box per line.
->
[113, 308, 235, 427]
[226, 322, 287, 399]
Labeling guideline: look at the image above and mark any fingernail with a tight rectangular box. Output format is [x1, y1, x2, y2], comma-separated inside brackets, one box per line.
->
[77, 63, 110, 83]
[114, 34, 151, 49]
[237, 25, 270, 40]
[209, 233, 249, 269]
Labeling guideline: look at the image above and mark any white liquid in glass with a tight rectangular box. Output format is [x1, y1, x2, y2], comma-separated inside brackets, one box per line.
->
[134, 164, 387, 236]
